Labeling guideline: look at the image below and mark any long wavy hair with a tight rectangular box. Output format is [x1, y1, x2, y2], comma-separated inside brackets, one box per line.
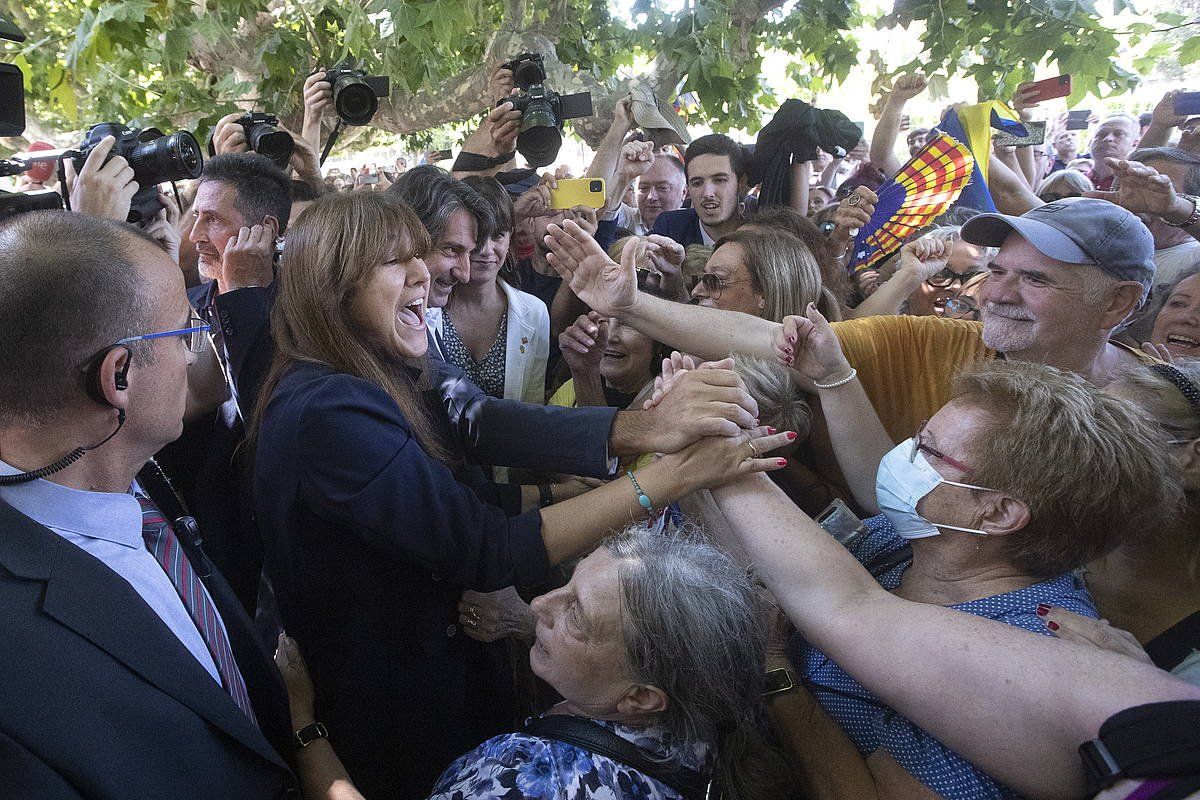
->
[250, 191, 452, 463]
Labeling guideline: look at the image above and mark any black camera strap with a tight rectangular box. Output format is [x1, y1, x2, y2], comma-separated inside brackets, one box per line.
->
[1079, 701, 1200, 794]
[523, 714, 710, 800]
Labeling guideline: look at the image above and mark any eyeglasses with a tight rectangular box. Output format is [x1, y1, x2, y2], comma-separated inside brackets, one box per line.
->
[116, 317, 211, 354]
[925, 268, 983, 289]
[941, 294, 980, 319]
[689, 273, 751, 300]
[910, 419, 974, 474]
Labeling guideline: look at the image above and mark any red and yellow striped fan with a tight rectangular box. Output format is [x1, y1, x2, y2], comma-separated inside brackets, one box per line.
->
[850, 134, 975, 272]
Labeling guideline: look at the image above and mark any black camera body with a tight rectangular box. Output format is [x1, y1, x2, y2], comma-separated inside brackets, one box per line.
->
[236, 112, 294, 169]
[499, 52, 592, 168]
[72, 122, 204, 225]
[325, 62, 390, 126]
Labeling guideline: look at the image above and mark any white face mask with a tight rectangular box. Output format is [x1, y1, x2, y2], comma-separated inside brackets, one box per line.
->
[875, 438, 996, 540]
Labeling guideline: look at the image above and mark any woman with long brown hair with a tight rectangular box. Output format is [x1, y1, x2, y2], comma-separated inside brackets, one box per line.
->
[250, 191, 792, 798]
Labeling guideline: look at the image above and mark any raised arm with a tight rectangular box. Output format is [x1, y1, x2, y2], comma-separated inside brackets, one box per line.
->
[585, 95, 635, 180]
[870, 74, 927, 179]
[1139, 89, 1190, 149]
[1087, 157, 1200, 243]
[774, 304, 893, 512]
[543, 218, 781, 361]
[711, 473, 1200, 800]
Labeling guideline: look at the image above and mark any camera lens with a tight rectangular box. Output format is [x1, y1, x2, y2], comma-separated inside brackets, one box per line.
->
[513, 61, 545, 89]
[249, 124, 295, 168]
[516, 97, 561, 167]
[590, 180, 602, 193]
[127, 130, 204, 186]
[332, 73, 379, 126]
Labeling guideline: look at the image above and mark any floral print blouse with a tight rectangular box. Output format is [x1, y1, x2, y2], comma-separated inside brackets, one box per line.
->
[428, 714, 711, 800]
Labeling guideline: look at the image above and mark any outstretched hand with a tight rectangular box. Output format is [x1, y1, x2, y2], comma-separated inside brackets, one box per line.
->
[775, 303, 852, 386]
[544, 218, 639, 316]
[1086, 158, 1194, 221]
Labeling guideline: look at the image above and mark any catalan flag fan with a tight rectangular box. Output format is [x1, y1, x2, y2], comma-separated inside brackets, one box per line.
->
[849, 133, 974, 273]
[935, 100, 1028, 212]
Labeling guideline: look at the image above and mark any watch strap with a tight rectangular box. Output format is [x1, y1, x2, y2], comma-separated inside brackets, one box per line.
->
[1165, 194, 1200, 228]
[294, 721, 329, 749]
[762, 666, 798, 697]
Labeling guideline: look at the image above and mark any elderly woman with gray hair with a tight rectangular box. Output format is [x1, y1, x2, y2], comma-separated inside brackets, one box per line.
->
[275, 526, 793, 800]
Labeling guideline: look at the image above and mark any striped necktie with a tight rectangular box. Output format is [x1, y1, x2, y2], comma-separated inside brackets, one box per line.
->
[136, 493, 258, 727]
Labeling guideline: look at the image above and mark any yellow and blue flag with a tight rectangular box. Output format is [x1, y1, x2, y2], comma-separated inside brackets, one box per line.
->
[935, 102, 1026, 212]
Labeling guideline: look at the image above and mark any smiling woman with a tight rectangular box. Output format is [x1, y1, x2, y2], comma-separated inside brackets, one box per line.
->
[248, 191, 795, 797]
[1152, 269, 1200, 359]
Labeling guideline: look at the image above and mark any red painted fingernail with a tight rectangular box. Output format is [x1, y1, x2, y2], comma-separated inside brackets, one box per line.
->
[1036, 604, 1050, 616]
[786, 431, 797, 441]
[767, 427, 777, 434]
[776, 458, 788, 467]
[1047, 621, 1060, 631]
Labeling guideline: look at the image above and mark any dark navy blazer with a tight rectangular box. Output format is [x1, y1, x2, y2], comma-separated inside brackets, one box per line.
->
[253, 362, 558, 798]
[649, 207, 706, 247]
[0, 497, 297, 799]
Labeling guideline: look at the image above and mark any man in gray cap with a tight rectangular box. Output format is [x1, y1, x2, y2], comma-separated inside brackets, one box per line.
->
[961, 196, 1156, 385]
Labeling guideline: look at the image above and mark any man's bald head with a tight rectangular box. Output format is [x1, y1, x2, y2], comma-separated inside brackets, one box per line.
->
[0, 212, 159, 426]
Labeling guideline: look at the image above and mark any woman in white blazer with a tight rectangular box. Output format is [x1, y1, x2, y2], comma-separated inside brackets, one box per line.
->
[435, 177, 550, 407]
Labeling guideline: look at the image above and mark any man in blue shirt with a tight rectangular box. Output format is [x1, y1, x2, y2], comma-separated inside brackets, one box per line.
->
[0, 211, 296, 798]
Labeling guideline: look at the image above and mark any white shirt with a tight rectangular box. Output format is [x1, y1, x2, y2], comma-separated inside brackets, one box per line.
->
[0, 461, 225, 685]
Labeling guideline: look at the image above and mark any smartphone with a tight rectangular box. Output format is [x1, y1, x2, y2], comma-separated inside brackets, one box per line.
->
[359, 174, 379, 185]
[1066, 110, 1091, 131]
[1174, 91, 1200, 117]
[1025, 75, 1072, 104]
[549, 178, 606, 210]
[992, 120, 1046, 147]
[430, 149, 453, 162]
[815, 498, 869, 549]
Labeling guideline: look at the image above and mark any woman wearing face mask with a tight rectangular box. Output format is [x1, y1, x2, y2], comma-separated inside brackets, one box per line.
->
[761, 305, 1175, 799]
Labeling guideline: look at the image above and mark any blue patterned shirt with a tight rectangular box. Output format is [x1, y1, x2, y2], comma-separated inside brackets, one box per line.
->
[429, 714, 710, 800]
[791, 514, 1097, 800]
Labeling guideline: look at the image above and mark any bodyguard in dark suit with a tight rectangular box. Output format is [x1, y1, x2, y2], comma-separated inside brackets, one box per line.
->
[0, 212, 296, 797]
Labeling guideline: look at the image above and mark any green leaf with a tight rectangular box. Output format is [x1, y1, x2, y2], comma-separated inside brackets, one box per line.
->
[1181, 36, 1200, 66]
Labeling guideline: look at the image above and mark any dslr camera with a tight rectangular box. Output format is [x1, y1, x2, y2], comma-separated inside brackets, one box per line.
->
[325, 61, 390, 126]
[236, 112, 294, 169]
[500, 52, 593, 168]
[70, 122, 204, 225]
[0, 12, 64, 219]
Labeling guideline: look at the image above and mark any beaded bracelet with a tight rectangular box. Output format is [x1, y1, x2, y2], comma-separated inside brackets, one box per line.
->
[626, 471, 654, 517]
[813, 367, 858, 390]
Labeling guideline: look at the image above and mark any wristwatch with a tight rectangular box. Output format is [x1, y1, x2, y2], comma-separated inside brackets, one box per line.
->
[294, 721, 329, 749]
[762, 667, 799, 698]
[1165, 194, 1200, 228]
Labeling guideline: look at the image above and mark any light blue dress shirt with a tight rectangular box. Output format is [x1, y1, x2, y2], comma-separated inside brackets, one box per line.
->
[0, 460, 224, 685]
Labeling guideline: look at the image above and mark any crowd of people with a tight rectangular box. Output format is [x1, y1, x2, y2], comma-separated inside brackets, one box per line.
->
[1, 57, 1199, 800]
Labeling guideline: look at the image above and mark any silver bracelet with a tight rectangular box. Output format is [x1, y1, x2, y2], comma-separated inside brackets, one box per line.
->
[813, 368, 858, 390]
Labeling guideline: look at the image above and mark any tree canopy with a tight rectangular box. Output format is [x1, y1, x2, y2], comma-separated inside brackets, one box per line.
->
[4, 0, 1197, 149]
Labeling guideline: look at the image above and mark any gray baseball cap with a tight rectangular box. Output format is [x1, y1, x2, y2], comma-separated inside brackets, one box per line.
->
[960, 197, 1155, 291]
